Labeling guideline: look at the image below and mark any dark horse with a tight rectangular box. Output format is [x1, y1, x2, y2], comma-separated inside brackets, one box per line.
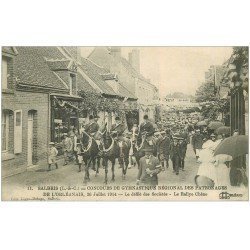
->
[101, 130, 131, 184]
[81, 130, 100, 184]
[133, 133, 157, 167]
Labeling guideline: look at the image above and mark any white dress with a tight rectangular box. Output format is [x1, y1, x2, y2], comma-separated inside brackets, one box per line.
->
[196, 140, 216, 181]
[214, 154, 232, 186]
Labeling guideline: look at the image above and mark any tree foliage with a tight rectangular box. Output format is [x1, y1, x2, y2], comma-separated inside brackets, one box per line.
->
[78, 90, 122, 115]
[195, 81, 217, 103]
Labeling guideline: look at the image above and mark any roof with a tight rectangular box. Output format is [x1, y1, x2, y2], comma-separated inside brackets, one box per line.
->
[79, 58, 118, 96]
[14, 47, 69, 90]
[46, 59, 71, 71]
[2, 46, 18, 56]
[13, 47, 95, 93]
[88, 47, 156, 87]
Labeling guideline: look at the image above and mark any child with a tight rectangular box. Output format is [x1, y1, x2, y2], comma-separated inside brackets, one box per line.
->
[48, 142, 58, 171]
[76, 143, 84, 172]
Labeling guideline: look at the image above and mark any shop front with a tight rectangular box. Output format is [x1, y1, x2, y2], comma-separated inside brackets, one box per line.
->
[50, 94, 83, 154]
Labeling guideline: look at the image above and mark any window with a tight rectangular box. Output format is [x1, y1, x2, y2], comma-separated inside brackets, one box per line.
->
[2, 111, 9, 151]
[2, 57, 8, 89]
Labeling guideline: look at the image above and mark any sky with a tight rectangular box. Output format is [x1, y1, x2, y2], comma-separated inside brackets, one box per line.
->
[82, 47, 233, 97]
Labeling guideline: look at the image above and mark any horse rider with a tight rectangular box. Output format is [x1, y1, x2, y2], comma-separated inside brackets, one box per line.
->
[139, 114, 155, 145]
[110, 116, 129, 145]
[84, 115, 99, 137]
[139, 115, 155, 136]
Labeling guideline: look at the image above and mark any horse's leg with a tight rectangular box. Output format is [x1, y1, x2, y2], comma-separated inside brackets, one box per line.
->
[136, 156, 140, 169]
[83, 158, 88, 184]
[103, 157, 108, 184]
[95, 157, 99, 177]
[86, 158, 92, 181]
[111, 158, 115, 182]
[91, 158, 96, 171]
[123, 156, 129, 180]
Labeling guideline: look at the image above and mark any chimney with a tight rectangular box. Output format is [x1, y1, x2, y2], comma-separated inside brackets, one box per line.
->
[129, 49, 140, 73]
[110, 46, 121, 59]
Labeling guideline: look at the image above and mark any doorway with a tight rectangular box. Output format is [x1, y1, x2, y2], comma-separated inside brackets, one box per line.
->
[27, 111, 34, 166]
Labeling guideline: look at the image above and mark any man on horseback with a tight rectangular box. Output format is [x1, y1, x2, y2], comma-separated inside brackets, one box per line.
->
[139, 114, 155, 138]
[110, 116, 127, 141]
[138, 114, 155, 150]
[84, 115, 99, 137]
[110, 116, 130, 167]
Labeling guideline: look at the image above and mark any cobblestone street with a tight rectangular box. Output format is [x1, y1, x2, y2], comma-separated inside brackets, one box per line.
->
[2, 145, 199, 197]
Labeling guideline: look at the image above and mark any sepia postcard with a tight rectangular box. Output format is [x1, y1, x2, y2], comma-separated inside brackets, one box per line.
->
[1, 46, 249, 201]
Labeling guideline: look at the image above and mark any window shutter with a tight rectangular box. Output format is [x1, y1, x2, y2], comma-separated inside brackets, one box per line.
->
[14, 110, 22, 153]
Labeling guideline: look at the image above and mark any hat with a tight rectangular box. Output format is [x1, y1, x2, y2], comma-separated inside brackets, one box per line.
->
[143, 114, 149, 120]
[115, 116, 120, 121]
[76, 142, 81, 145]
[89, 115, 94, 120]
[49, 142, 55, 145]
[195, 129, 200, 132]
[160, 131, 166, 135]
[210, 133, 216, 137]
[63, 133, 68, 136]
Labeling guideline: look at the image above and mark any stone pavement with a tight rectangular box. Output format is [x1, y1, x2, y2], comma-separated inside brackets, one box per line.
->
[2, 145, 199, 196]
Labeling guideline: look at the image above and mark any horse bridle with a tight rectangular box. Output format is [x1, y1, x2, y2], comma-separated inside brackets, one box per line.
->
[81, 130, 93, 153]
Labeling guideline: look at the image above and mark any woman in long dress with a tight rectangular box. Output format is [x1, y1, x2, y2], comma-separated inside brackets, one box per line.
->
[195, 138, 217, 187]
[214, 154, 232, 186]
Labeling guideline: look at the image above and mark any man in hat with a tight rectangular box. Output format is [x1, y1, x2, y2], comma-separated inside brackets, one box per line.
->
[84, 115, 99, 137]
[178, 137, 187, 171]
[62, 133, 73, 165]
[47, 142, 58, 171]
[137, 147, 162, 186]
[160, 130, 171, 169]
[110, 116, 128, 162]
[139, 114, 155, 137]
[110, 116, 127, 137]
[170, 135, 182, 175]
[191, 129, 204, 163]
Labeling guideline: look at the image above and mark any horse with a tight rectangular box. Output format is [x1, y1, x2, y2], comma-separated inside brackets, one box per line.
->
[133, 133, 157, 167]
[101, 130, 131, 184]
[80, 130, 100, 184]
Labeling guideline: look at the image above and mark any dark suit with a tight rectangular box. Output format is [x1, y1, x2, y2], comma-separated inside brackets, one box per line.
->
[85, 121, 99, 136]
[110, 123, 127, 136]
[179, 140, 187, 170]
[170, 142, 181, 174]
[137, 155, 161, 186]
[157, 136, 171, 167]
[139, 121, 155, 136]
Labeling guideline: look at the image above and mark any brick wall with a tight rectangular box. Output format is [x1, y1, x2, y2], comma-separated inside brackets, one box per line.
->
[2, 91, 50, 177]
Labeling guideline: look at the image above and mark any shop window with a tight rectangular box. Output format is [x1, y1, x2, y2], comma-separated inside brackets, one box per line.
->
[1, 57, 8, 89]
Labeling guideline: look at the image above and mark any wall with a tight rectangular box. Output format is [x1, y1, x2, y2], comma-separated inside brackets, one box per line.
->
[2, 91, 49, 177]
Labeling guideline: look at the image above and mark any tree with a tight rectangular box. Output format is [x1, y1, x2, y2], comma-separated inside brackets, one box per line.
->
[195, 81, 217, 103]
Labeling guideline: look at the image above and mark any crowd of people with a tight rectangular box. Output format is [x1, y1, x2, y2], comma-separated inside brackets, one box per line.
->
[47, 112, 244, 187]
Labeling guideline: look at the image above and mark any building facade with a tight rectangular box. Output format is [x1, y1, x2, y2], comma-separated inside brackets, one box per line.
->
[88, 47, 159, 123]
